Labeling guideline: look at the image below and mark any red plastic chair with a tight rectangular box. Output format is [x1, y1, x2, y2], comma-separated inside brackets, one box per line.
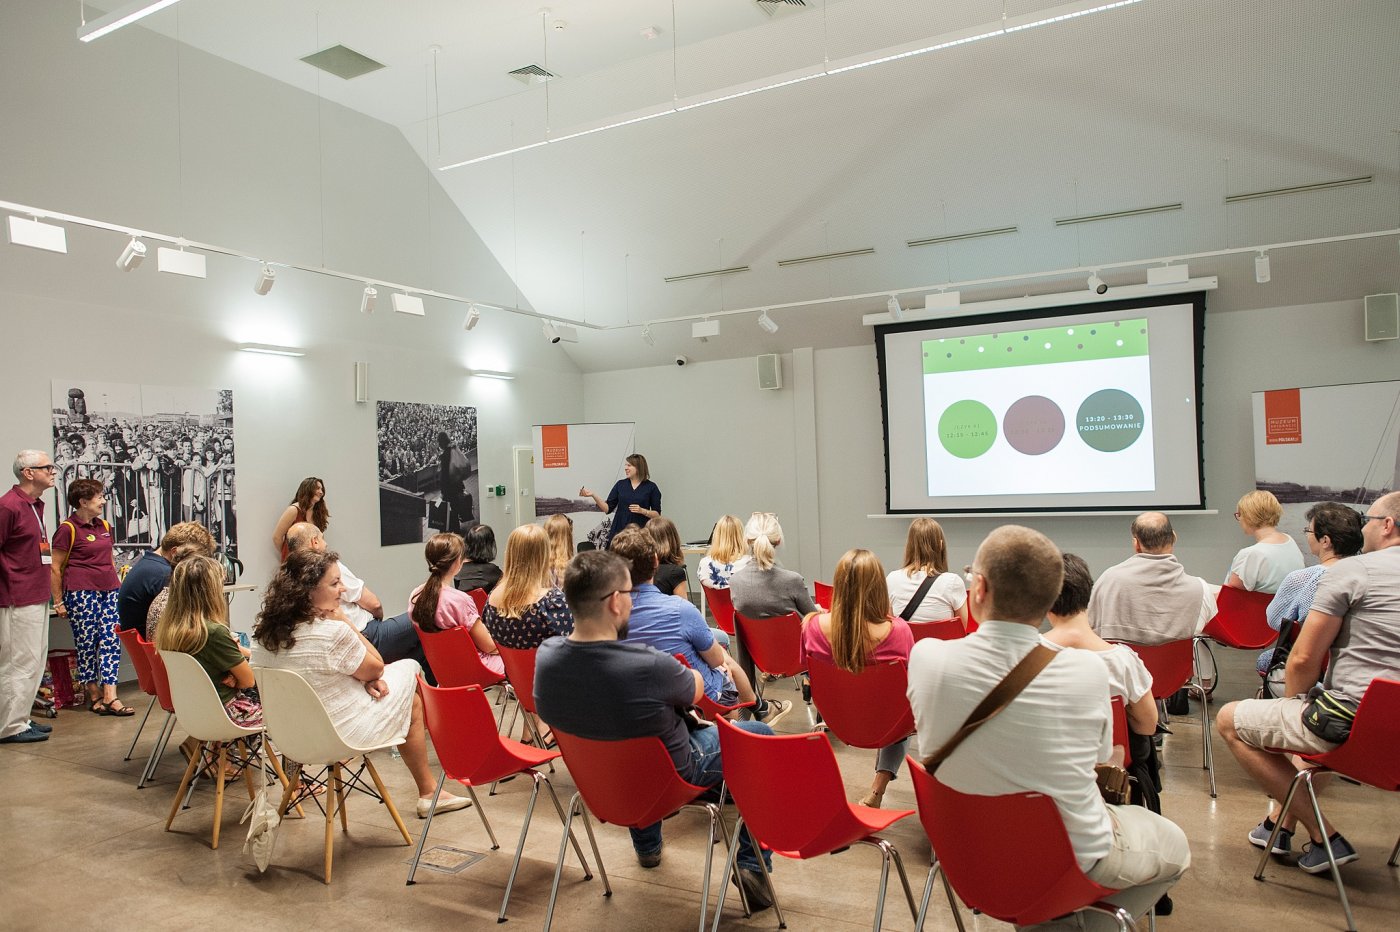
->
[906, 757, 1133, 931]
[672, 653, 755, 721]
[466, 587, 489, 613]
[411, 679, 593, 922]
[907, 618, 966, 643]
[806, 656, 915, 750]
[544, 729, 752, 932]
[1201, 586, 1276, 650]
[701, 585, 736, 636]
[1254, 678, 1400, 931]
[115, 626, 159, 762]
[417, 625, 506, 688]
[1118, 639, 1215, 797]
[711, 718, 919, 931]
[813, 580, 833, 610]
[137, 641, 179, 789]
[1110, 696, 1131, 769]
[733, 611, 805, 696]
[497, 644, 554, 750]
[964, 604, 979, 634]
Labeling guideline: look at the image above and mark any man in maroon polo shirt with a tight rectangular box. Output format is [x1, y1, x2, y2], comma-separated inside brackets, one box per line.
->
[0, 450, 59, 743]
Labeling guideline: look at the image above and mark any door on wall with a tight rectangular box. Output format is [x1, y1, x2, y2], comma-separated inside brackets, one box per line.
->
[512, 445, 536, 529]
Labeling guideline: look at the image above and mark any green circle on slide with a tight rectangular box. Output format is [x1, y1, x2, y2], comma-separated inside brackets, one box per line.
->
[938, 400, 998, 459]
[1076, 389, 1144, 452]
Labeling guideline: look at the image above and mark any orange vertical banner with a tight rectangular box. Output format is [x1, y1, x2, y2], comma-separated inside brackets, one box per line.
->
[541, 424, 570, 467]
[1264, 389, 1302, 445]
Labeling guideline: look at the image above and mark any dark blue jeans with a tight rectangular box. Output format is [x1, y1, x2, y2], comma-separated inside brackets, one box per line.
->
[629, 720, 774, 871]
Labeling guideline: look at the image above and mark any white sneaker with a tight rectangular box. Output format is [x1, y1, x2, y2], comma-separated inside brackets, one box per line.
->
[417, 792, 472, 819]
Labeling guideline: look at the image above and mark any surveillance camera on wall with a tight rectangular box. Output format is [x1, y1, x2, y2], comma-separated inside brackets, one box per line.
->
[674, 355, 689, 367]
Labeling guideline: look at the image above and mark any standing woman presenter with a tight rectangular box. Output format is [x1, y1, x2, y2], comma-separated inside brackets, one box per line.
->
[579, 453, 660, 548]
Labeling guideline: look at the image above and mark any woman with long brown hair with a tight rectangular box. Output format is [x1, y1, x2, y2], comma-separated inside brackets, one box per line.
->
[156, 555, 259, 726]
[409, 532, 502, 675]
[483, 524, 573, 650]
[646, 515, 689, 597]
[254, 549, 471, 818]
[887, 517, 967, 626]
[272, 476, 329, 558]
[802, 548, 914, 808]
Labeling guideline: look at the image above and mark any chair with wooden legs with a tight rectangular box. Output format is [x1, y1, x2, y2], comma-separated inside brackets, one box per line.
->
[255, 666, 414, 884]
[158, 650, 296, 849]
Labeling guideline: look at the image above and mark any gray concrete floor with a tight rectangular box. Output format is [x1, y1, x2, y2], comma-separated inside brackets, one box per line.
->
[1, 647, 1395, 931]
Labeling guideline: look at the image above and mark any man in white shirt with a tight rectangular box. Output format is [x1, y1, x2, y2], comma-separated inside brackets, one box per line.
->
[284, 523, 427, 671]
[908, 525, 1190, 929]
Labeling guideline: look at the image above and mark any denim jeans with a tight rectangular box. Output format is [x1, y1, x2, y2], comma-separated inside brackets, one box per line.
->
[629, 720, 774, 871]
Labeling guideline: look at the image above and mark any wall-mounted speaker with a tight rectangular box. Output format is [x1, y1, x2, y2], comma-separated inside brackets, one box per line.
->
[1364, 293, 1398, 342]
[354, 361, 370, 403]
[757, 353, 782, 390]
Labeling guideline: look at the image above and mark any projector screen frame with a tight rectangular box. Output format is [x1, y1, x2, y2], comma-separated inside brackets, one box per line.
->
[874, 291, 1207, 516]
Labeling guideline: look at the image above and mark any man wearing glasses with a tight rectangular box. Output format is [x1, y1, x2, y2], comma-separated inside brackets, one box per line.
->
[1219, 491, 1400, 874]
[1, 450, 60, 744]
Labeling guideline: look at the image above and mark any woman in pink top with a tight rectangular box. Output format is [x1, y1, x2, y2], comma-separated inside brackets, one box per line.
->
[409, 532, 503, 675]
[801, 548, 914, 809]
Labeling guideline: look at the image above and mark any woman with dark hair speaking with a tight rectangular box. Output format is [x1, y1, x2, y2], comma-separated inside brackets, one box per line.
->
[253, 549, 470, 819]
[579, 453, 660, 548]
[272, 477, 328, 559]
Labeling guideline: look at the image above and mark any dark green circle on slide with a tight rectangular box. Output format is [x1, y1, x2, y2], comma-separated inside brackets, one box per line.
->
[1076, 389, 1144, 452]
[938, 400, 998, 459]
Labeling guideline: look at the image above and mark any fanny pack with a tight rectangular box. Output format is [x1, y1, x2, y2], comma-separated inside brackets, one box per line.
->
[1300, 686, 1359, 744]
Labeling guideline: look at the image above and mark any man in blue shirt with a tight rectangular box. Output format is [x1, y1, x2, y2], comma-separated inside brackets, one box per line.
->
[610, 528, 786, 725]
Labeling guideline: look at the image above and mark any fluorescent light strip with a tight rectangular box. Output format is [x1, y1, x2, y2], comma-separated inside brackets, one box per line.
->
[440, 0, 1145, 169]
[1054, 203, 1182, 226]
[1224, 175, 1372, 204]
[469, 369, 516, 380]
[77, 0, 186, 43]
[777, 247, 875, 267]
[907, 226, 1018, 248]
[238, 343, 304, 357]
[663, 265, 750, 284]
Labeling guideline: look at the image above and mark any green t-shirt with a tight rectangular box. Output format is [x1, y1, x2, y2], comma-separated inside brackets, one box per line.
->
[189, 620, 245, 705]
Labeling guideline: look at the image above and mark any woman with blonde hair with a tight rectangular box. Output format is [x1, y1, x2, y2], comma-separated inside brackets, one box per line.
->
[155, 555, 260, 726]
[646, 515, 689, 597]
[409, 532, 502, 676]
[728, 511, 813, 722]
[543, 513, 575, 587]
[802, 549, 914, 808]
[483, 524, 573, 650]
[1225, 490, 1304, 593]
[696, 515, 750, 590]
[887, 517, 968, 626]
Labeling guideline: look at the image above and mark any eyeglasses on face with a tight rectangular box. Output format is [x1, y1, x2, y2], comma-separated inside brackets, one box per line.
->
[1360, 514, 1388, 525]
[26, 464, 57, 473]
[599, 588, 634, 602]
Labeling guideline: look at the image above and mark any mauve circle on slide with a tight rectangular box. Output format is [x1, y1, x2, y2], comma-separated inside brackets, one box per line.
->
[1003, 395, 1066, 456]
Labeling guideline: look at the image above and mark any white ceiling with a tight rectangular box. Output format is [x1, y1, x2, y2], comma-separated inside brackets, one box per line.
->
[106, 0, 1400, 369]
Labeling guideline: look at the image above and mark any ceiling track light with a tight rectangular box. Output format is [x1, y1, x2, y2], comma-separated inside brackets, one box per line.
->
[641, 324, 655, 346]
[542, 321, 560, 343]
[1254, 252, 1272, 284]
[254, 264, 276, 295]
[115, 237, 146, 271]
[757, 310, 779, 333]
[886, 295, 904, 321]
[1086, 272, 1108, 295]
[463, 304, 481, 331]
[692, 319, 720, 339]
[361, 285, 377, 314]
[6, 215, 68, 253]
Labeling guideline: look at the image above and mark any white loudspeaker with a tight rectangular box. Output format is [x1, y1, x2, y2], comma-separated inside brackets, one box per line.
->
[354, 361, 370, 403]
[757, 354, 782, 390]
[1364, 294, 1399, 341]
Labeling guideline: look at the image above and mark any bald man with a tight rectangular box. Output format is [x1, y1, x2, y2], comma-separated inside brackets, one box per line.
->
[1087, 512, 1217, 645]
[284, 523, 429, 673]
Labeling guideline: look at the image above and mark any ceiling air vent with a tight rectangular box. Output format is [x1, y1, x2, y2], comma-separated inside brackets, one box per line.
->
[509, 64, 557, 85]
[300, 45, 385, 81]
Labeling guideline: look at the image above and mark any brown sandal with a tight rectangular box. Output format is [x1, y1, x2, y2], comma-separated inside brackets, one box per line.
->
[105, 700, 136, 717]
[91, 699, 114, 715]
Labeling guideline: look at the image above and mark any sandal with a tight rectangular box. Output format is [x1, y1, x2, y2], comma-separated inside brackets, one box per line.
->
[105, 700, 136, 717]
[91, 699, 115, 715]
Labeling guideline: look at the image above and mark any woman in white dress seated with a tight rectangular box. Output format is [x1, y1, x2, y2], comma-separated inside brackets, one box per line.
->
[253, 548, 470, 819]
[1225, 490, 1304, 594]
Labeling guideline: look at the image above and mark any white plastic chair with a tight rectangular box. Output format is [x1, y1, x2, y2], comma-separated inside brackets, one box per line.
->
[159, 650, 296, 849]
[254, 666, 414, 883]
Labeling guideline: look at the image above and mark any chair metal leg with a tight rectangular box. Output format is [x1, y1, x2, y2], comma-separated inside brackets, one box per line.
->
[498, 772, 546, 923]
[123, 695, 156, 761]
[1255, 769, 1308, 881]
[693, 805, 721, 932]
[708, 801, 752, 919]
[1302, 771, 1357, 932]
[407, 772, 446, 885]
[137, 712, 174, 788]
[461, 783, 499, 849]
[914, 860, 965, 932]
[545, 794, 610, 932]
[885, 840, 920, 925]
[363, 756, 413, 845]
[711, 815, 785, 932]
[1083, 903, 1135, 931]
[541, 778, 592, 877]
[1388, 831, 1400, 867]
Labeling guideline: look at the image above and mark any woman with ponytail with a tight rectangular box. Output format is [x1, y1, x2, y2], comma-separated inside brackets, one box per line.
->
[727, 512, 816, 705]
[409, 532, 502, 675]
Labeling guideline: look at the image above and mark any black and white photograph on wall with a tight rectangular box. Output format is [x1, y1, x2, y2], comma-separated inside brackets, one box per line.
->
[377, 400, 479, 546]
[50, 380, 239, 571]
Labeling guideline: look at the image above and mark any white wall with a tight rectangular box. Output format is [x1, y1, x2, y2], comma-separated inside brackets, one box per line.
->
[588, 297, 1398, 588]
[0, 3, 584, 634]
